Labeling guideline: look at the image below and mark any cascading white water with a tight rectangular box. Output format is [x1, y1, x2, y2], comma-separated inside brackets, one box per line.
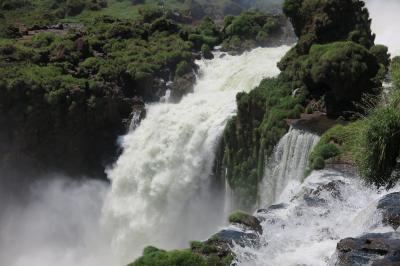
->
[259, 127, 320, 207]
[128, 111, 142, 132]
[102, 46, 291, 264]
[233, 169, 399, 266]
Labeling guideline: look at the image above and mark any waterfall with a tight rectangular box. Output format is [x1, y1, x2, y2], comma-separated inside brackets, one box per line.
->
[128, 111, 142, 132]
[233, 169, 400, 266]
[102, 46, 291, 263]
[259, 127, 320, 207]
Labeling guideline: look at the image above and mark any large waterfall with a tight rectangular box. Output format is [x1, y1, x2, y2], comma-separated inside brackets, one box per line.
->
[102, 46, 290, 263]
[259, 128, 320, 207]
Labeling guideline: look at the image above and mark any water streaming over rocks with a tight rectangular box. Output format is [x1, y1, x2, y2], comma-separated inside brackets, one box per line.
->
[233, 169, 400, 266]
[259, 127, 320, 207]
[102, 46, 290, 263]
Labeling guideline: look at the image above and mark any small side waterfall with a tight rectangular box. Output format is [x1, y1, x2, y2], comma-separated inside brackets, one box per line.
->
[259, 127, 320, 207]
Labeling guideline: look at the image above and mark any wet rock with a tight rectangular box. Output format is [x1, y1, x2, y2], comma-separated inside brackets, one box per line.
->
[257, 203, 288, 214]
[199, 228, 259, 260]
[125, 97, 146, 131]
[297, 180, 346, 207]
[212, 229, 259, 247]
[335, 232, 400, 266]
[170, 72, 196, 102]
[188, 228, 257, 264]
[228, 211, 263, 234]
[377, 192, 400, 230]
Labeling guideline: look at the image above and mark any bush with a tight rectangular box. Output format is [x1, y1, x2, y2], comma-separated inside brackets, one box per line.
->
[309, 143, 340, 171]
[129, 247, 206, 266]
[370, 44, 391, 68]
[358, 107, 400, 185]
[175, 60, 191, 76]
[66, 0, 86, 16]
[391, 57, 400, 90]
[311, 156, 325, 170]
[201, 44, 213, 59]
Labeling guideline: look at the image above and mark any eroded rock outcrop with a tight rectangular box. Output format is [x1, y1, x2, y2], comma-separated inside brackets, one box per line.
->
[335, 232, 400, 266]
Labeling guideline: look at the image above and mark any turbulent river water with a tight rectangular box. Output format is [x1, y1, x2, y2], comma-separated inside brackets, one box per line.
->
[0, 2, 399, 266]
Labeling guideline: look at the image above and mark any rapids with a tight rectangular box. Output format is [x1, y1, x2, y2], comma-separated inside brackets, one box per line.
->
[233, 170, 399, 266]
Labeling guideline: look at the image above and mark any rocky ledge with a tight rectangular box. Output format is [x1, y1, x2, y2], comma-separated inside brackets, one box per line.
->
[335, 232, 400, 265]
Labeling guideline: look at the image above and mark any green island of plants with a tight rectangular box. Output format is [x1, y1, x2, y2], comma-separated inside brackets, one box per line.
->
[216, 0, 390, 210]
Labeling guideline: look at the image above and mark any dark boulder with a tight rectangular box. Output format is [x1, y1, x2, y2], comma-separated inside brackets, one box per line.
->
[377, 192, 400, 230]
[228, 211, 263, 234]
[335, 232, 400, 266]
[170, 71, 196, 102]
[293, 179, 346, 207]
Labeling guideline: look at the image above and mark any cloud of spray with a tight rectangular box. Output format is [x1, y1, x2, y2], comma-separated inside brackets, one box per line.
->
[366, 0, 400, 56]
[0, 176, 114, 266]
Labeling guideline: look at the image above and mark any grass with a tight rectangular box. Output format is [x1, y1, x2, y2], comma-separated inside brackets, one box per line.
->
[308, 122, 364, 171]
[61, 0, 190, 22]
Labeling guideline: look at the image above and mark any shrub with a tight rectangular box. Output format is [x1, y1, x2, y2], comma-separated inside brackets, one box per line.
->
[175, 60, 191, 76]
[201, 44, 213, 59]
[357, 107, 400, 185]
[129, 247, 206, 266]
[391, 57, 400, 90]
[370, 44, 391, 68]
[66, 0, 86, 16]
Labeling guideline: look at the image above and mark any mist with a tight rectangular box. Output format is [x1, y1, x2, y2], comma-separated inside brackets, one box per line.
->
[366, 0, 400, 56]
[0, 176, 114, 266]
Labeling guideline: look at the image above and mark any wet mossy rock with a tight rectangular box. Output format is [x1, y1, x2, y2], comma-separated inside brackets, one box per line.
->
[228, 211, 263, 234]
[130, 239, 235, 266]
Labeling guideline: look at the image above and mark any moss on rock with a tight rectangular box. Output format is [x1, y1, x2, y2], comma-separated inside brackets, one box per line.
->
[228, 210, 262, 233]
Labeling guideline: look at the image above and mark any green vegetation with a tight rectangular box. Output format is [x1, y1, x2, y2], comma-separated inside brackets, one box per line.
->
[309, 91, 400, 186]
[309, 56, 400, 185]
[130, 243, 232, 266]
[221, 11, 283, 52]
[0, 0, 287, 177]
[228, 210, 262, 233]
[391, 57, 400, 90]
[0, 11, 201, 175]
[282, 0, 374, 53]
[129, 246, 206, 266]
[228, 210, 249, 224]
[308, 122, 363, 171]
[0, 0, 284, 37]
[281, 41, 381, 118]
[358, 106, 400, 185]
[222, 78, 304, 209]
